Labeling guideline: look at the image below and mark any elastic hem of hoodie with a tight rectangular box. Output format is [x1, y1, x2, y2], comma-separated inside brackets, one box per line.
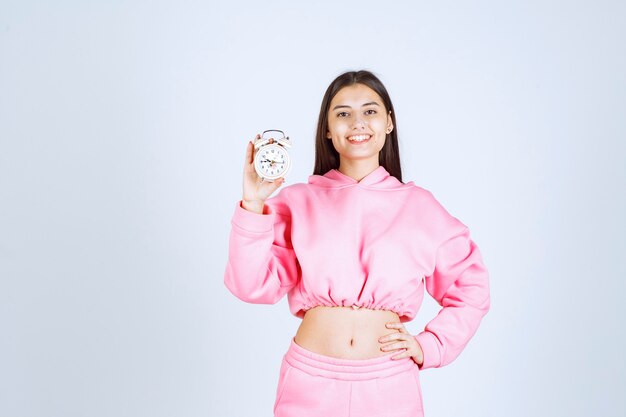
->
[231, 200, 275, 233]
[414, 331, 441, 369]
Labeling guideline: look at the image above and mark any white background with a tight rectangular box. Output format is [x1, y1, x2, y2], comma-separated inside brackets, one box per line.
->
[1, 1, 625, 416]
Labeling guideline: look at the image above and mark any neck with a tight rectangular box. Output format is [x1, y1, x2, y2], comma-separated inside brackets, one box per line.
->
[337, 160, 380, 182]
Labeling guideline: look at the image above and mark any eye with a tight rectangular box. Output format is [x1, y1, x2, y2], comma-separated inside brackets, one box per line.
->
[337, 111, 349, 117]
[365, 109, 377, 115]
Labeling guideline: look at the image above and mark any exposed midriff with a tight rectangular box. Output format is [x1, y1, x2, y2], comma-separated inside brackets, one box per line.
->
[293, 305, 403, 359]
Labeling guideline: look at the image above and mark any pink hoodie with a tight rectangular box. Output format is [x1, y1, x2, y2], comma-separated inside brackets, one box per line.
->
[224, 165, 490, 370]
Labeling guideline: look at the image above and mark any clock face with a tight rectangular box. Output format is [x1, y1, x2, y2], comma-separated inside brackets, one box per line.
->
[254, 143, 291, 179]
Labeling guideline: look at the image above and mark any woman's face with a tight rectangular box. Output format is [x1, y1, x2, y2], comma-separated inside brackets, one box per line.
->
[326, 83, 393, 166]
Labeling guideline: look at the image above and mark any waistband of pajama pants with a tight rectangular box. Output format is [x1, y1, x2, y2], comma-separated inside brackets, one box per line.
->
[284, 336, 416, 381]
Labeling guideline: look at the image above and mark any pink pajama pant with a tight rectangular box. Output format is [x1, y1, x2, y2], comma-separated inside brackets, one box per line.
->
[273, 337, 424, 417]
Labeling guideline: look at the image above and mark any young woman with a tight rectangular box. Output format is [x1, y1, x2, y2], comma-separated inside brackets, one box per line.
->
[224, 70, 491, 417]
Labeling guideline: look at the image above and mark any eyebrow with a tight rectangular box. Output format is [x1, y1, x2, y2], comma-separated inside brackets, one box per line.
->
[332, 102, 380, 111]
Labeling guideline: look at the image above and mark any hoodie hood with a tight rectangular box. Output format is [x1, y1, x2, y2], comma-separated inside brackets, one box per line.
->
[307, 165, 414, 190]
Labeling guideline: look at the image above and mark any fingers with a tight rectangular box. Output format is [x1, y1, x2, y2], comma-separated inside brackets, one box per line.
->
[381, 340, 410, 359]
[245, 141, 251, 168]
[257, 175, 285, 189]
[380, 337, 417, 360]
[386, 322, 408, 333]
[245, 134, 261, 168]
[262, 177, 285, 190]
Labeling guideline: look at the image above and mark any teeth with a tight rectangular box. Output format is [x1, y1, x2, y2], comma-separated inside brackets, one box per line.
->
[348, 135, 371, 142]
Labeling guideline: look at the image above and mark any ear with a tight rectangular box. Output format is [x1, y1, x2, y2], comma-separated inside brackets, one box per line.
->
[386, 111, 394, 133]
[326, 131, 332, 139]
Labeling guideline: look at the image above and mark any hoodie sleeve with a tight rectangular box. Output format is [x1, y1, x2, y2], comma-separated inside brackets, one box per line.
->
[413, 223, 491, 370]
[223, 193, 300, 304]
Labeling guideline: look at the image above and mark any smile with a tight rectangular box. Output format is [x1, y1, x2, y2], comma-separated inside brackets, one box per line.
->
[347, 134, 371, 143]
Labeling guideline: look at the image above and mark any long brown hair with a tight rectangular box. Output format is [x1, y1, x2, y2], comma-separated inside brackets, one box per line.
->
[313, 70, 403, 183]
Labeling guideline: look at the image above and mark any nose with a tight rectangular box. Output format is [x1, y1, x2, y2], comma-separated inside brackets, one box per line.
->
[352, 115, 368, 129]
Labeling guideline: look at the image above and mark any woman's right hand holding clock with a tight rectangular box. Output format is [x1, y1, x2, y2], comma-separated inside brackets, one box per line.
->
[242, 133, 286, 214]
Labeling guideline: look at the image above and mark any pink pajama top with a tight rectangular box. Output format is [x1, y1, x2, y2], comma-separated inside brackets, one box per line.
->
[224, 165, 490, 370]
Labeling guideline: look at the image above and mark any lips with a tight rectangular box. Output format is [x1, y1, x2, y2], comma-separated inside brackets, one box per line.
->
[347, 134, 372, 143]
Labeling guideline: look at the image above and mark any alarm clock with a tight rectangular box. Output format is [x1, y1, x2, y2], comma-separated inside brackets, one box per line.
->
[253, 129, 292, 182]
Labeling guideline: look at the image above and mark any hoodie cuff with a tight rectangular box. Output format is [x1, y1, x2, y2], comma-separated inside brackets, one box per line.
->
[231, 200, 276, 233]
[414, 331, 441, 370]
